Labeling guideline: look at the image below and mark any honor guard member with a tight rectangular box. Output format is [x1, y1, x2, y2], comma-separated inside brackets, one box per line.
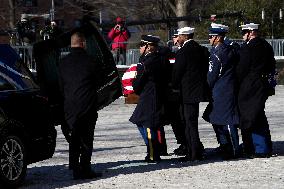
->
[170, 31, 180, 55]
[129, 35, 168, 163]
[203, 23, 240, 159]
[163, 31, 187, 156]
[172, 27, 210, 162]
[237, 23, 275, 158]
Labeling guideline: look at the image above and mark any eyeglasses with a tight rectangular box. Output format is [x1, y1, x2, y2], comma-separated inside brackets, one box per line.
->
[208, 35, 216, 39]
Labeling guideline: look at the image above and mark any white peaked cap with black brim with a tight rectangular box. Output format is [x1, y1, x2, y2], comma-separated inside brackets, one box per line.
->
[177, 27, 195, 35]
[209, 23, 229, 36]
[239, 23, 259, 31]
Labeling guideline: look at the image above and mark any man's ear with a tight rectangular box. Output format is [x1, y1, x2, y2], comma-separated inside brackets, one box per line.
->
[216, 36, 222, 42]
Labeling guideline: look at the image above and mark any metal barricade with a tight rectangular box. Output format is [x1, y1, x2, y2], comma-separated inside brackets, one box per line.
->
[126, 49, 140, 66]
[109, 41, 139, 66]
[267, 39, 284, 56]
[10, 39, 284, 68]
[11, 45, 35, 71]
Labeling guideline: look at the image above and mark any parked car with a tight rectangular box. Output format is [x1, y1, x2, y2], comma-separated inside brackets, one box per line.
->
[0, 44, 57, 188]
[0, 17, 122, 187]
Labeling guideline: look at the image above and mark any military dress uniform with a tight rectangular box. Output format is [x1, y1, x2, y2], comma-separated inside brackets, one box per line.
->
[172, 27, 210, 161]
[159, 45, 187, 155]
[237, 23, 275, 157]
[129, 35, 168, 162]
[203, 23, 240, 159]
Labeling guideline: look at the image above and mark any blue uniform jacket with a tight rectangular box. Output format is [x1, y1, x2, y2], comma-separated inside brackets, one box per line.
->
[206, 43, 239, 125]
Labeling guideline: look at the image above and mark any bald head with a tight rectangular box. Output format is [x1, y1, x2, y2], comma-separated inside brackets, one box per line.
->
[71, 32, 86, 48]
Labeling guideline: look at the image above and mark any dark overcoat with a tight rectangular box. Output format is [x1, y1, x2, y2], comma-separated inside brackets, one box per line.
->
[172, 40, 210, 103]
[59, 48, 98, 128]
[129, 52, 167, 128]
[236, 37, 276, 129]
[205, 43, 239, 125]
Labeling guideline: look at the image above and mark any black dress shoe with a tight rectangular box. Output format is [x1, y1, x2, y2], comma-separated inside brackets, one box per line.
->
[240, 152, 254, 159]
[144, 155, 161, 163]
[219, 144, 235, 160]
[73, 168, 102, 180]
[178, 155, 191, 162]
[145, 159, 161, 163]
[251, 153, 271, 158]
[214, 146, 222, 153]
[221, 153, 234, 160]
[160, 151, 170, 156]
[69, 164, 74, 170]
[174, 145, 187, 156]
[191, 154, 204, 162]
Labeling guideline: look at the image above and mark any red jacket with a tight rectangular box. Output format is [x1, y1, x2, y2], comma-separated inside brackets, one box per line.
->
[108, 27, 130, 50]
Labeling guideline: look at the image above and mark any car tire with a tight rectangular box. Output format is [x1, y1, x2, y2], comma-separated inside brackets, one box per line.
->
[0, 135, 27, 188]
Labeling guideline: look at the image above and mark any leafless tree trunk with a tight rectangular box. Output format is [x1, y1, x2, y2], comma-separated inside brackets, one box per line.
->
[8, 0, 15, 29]
[176, 0, 191, 27]
[168, 0, 194, 28]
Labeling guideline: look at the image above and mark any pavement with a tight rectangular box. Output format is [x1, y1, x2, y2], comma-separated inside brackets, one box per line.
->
[20, 86, 284, 189]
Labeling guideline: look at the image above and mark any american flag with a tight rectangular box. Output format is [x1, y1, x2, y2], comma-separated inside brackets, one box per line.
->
[121, 64, 137, 96]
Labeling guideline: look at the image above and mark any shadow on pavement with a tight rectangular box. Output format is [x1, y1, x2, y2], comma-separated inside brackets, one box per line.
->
[20, 142, 284, 189]
[55, 145, 143, 154]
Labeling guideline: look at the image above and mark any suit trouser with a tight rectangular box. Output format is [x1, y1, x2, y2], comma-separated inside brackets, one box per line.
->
[166, 101, 187, 145]
[183, 103, 203, 159]
[69, 115, 96, 169]
[61, 120, 71, 143]
[241, 109, 272, 154]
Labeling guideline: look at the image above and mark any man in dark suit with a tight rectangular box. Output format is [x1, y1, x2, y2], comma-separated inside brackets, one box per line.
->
[237, 23, 275, 158]
[59, 32, 102, 179]
[172, 27, 210, 161]
[163, 32, 187, 156]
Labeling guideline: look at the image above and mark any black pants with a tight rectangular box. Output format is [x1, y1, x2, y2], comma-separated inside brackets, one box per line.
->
[165, 101, 186, 145]
[61, 120, 71, 143]
[112, 48, 126, 65]
[69, 114, 97, 170]
[241, 109, 272, 155]
[183, 103, 203, 160]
